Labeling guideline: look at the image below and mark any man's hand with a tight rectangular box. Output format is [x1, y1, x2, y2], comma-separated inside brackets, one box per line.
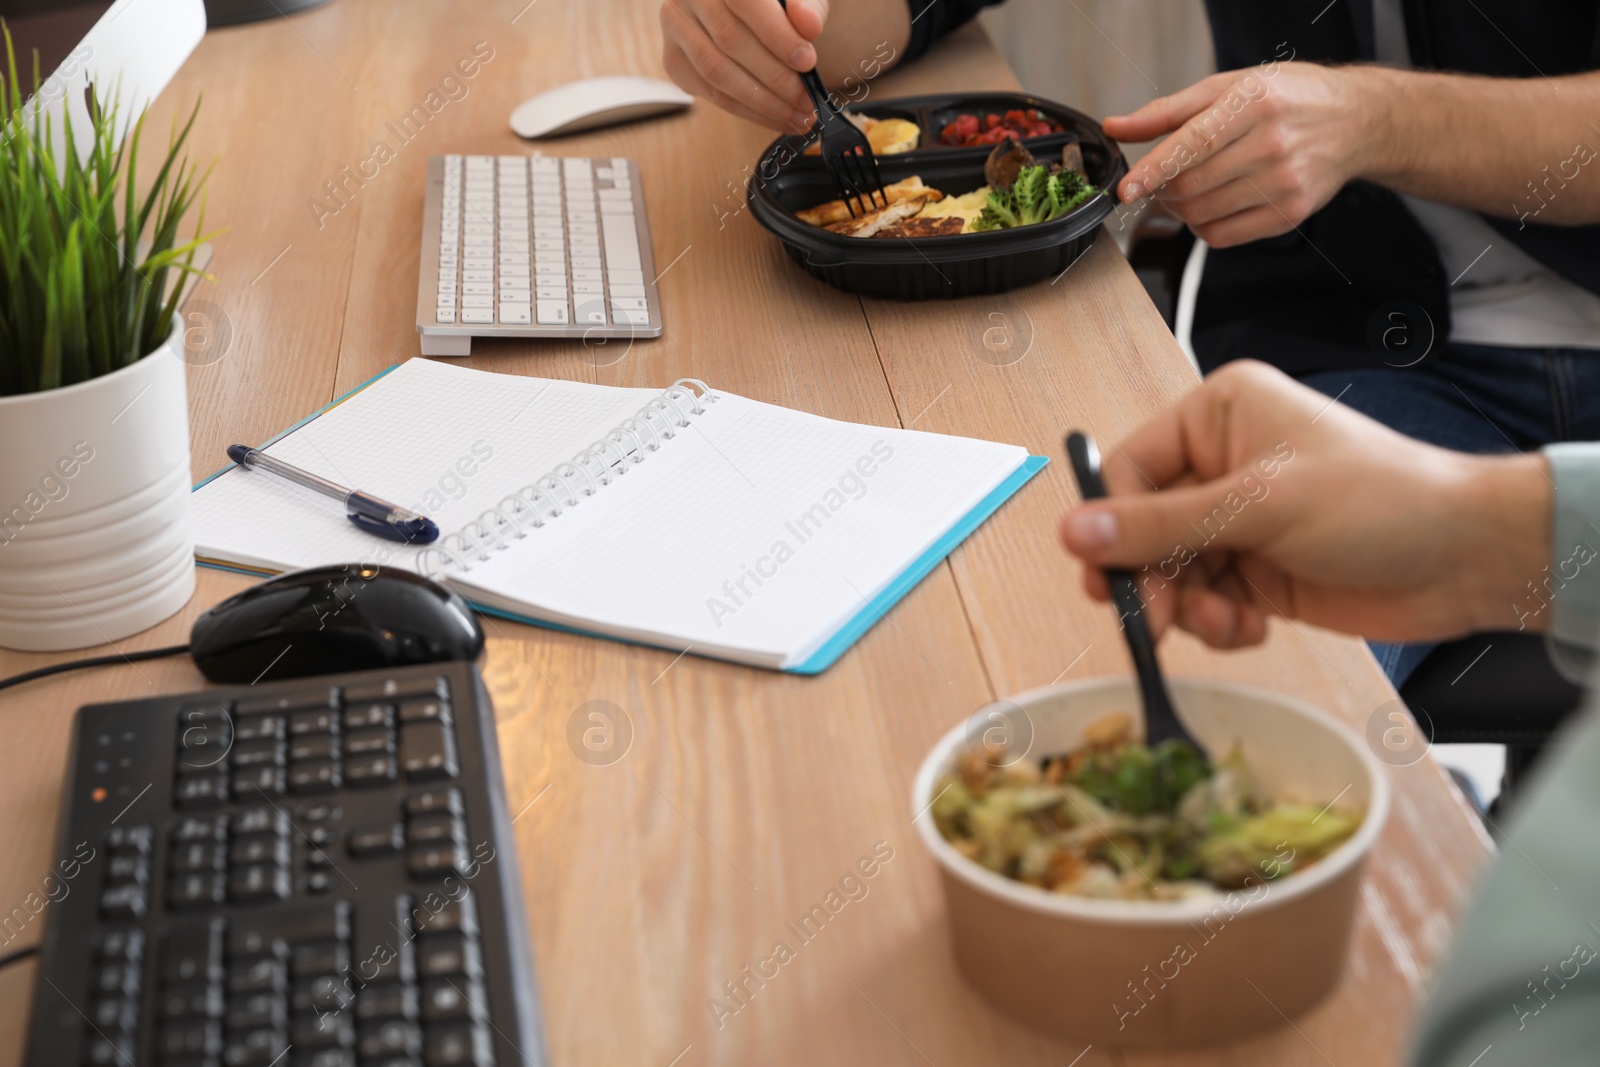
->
[660, 0, 825, 131]
[1104, 63, 1383, 248]
[1059, 361, 1552, 649]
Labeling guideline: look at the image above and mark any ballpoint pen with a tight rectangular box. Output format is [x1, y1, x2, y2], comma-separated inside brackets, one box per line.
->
[226, 444, 440, 544]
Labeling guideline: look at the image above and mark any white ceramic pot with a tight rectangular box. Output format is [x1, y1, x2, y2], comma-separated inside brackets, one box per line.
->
[0, 326, 195, 651]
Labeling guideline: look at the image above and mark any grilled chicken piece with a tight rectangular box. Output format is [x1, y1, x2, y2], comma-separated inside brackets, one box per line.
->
[797, 176, 943, 227]
[823, 196, 928, 237]
[873, 216, 966, 238]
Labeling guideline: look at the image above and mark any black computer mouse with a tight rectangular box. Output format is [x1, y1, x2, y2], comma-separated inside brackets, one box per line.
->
[190, 565, 485, 684]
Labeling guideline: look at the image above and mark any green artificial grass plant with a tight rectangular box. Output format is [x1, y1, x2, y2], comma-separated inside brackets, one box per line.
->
[0, 23, 214, 396]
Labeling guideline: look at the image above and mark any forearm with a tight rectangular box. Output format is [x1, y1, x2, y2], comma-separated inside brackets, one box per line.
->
[1355, 65, 1600, 225]
[814, 0, 911, 89]
[1446, 452, 1554, 634]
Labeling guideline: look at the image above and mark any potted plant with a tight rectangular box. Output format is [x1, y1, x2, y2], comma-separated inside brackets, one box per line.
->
[0, 29, 214, 651]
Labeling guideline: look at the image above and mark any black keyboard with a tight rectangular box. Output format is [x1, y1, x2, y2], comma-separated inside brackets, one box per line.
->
[24, 662, 545, 1067]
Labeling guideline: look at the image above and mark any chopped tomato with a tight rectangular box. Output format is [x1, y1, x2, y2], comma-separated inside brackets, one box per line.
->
[938, 108, 1066, 147]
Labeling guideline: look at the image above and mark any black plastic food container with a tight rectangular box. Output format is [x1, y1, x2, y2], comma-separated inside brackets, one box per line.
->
[747, 92, 1129, 300]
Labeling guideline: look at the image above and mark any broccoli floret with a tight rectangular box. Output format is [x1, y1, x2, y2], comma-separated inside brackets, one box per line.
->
[1013, 165, 1050, 224]
[972, 185, 1022, 231]
[1045, 170, 1096, 220]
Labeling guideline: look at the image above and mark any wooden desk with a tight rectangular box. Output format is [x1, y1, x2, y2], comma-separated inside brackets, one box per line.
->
[0, 2, 1490, 1064]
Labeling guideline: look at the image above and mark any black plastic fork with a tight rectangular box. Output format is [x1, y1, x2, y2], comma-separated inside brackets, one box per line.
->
[778, 0, 887, 216]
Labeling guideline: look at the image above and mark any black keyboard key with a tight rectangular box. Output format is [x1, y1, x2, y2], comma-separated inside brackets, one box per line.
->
[290, 709, 338, 735]
[353, 895, 416, 985]
[234, 713, 286, 742]
[295, 1050, 356, 1067]
[398, 696, 451, 724]
[404, 813, 459, 846]
[291, 939, 349, 979]
[407, 841, 468, 880]
[306, 870, 336, 894]
[176, 772, 229, 806]
[404, 788, 463, 817]
[98, 929, 145, 963]
[234, 805, 289, 837]
[292, 974, 354, 1015]
[92, 961, 139, 997]
[163, 981, 224, 1020]
[343, 676, 447, 703]
[164, 917, 225, 984]
[424, 1022, 493, 1067]
[167, 871, 227, 909]
[172, 814, 229, 842]
[231, 834, 290, 867]
[420, 977, 481, 1022]
[161, 1017, 222, 1057]
[170, 842, 226, 873]
[226, 990, 287, 1031]
[355, 982, 418, 1023]
[400, 722, 458, 781]
[222, 1026, 289, 1067]
[297, 802, 342, 823]
[235, 686, 337, 715]
[293, 1009, 354, 1048]
[290, 734, 338, 761]
[105, 825, 153, 852]
[343, 702, 392, 730]
[344, 753, 398, 787]
[343, 727, 393, 755]
[232, 740, 286, 768]
[79, 1034, 134, 1067]
[228, 956, 287, 996]
[91, 995, 137, 1031]
[417, 934, 480, 980]
[229, 864, 292, 904]
[357, 1020, 420, 1060]
[106, 852, 148, 882]
[177, 712, 232, 760]
[231, 902, 351, 960]
[411, 892, 476, 937]
[349, 824, 403, 857]
[99, 882, 147, 919]
[233, 764, 285, 799]
[290, 759, 341, 794]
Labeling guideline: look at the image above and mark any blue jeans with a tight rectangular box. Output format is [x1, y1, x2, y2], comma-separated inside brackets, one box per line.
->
[1301, 342, 1600, 686]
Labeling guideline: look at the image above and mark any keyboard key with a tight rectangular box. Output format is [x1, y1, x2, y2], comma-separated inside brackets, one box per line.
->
[167, 871, 227, 909]
[405, 813, 460, 846]
[609, 284, 647, 298]
[176, 772, 229, 807]
[420, 977, 480, 1022]
[229, 864, 292, 904]
[162, 981, 223, 1020]
[235, 714, 287, 742]
[345, 753, 398, 786]
[222, 1026, 288, 1067]
[407, 840, 469, 880]
[577, 303, 607, 326]
[344, 727, 393, 755]
[425, 1022, 494, 1066]
[173, 814, 229, 842]
[161, 1017, 223, 1058]
[356, 982, 419, 1023]
[232, 739, 286, 767]
[353, 894, 416, 985]
[572, 282, 604, 296]
[291, 939, 349, 979]
[400, 722, 459, 780]
[344, 702, 393, 730]
[170, 842, 226, 873]
[306, 869, 336, 894]
[292, 975, 353, 1015]
[236, 688, 336, 715]
[601, 215, 642, 270]
[406, 787, 464, 817]
[98, 929, 145, 962]
[570, 268, 602, 283]
[535, 301, 569, 326]
[462, 295, 493, 309]
[534, 286, 567, 300]
[610, 297, 649, 312]
[436, 308, 457, 324]
[293, 1008, 354, 1048]
[398, 697, 451, 723]
[232, 834, 290, 866]
[349, 823, 404, 857]
[107, 852, 148, 882]
[461, 282, 493, 296]
[80, 1035, 134, 1067]
[290, 759, 342, 794]
[358, 1020, 421, 1061]
[100, 882, 147, 919]
[234, 804, 288, 836]
[500, 304, 532, 325]
[462, 309, 494, 324]
[228, 956, 288, 995]
[290, 734, 337, 762]
[411, 891, 477, 937]
[614, 309, 652, 327]
[233, 764, 285, 799]
[417, 933, 481, 979]
[298, 1049, 356, 1067]
[289, 709, 338, 736]
[607, 269, 645, 285]
[226, 991, 286, 1031]
[600, 197, 635, 215]
[93, 960, 140, 996]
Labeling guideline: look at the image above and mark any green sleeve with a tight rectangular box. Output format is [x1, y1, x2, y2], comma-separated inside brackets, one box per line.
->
[1541, 444, 1600, 681]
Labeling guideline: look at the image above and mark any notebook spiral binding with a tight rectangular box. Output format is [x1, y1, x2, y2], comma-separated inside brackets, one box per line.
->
[418, 379, 717, 578]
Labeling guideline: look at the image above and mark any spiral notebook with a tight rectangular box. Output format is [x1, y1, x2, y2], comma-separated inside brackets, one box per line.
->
[191, 359, 1046, 673]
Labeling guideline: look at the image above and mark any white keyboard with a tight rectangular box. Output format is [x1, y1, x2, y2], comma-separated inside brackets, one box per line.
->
[415, 154, 664, 356]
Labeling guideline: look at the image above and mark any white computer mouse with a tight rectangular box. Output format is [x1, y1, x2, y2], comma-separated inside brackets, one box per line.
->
[510, 75, 693, 139]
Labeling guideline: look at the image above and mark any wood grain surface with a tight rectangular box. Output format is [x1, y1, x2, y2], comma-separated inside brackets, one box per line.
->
[0, 3, 1489, 1065]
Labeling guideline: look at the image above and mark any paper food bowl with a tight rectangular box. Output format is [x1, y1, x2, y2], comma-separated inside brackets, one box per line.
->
[912, 677, 1391, 1047]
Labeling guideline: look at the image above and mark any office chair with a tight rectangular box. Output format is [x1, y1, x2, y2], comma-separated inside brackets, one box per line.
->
[1399, 632, 1584, 804]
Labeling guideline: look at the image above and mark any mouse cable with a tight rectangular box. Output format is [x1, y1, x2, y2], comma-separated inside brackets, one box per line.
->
[0, 644, 191, 695]
[0, 943, 39, 970]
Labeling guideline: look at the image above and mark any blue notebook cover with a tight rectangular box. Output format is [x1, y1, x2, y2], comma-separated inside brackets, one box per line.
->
[195, 367, 1047, 675]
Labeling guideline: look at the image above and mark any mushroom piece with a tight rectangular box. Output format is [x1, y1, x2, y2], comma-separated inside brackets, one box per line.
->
[984, 138, 1035, 189]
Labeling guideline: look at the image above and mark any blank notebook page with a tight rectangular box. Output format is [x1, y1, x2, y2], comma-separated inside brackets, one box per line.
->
[191, 359, 661, 573]
[450, 392, 1030, 668]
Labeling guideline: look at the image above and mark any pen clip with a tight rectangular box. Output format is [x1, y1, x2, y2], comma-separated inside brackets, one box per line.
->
[347, 512, 441, 544]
